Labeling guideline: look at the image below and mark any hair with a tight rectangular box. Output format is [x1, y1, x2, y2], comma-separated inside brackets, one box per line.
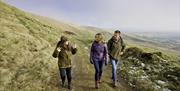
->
[114, 30, 121, 34]
[95, 33, 104, 43]
[60, 36, 68, 43]
[57, 36, 71, 50]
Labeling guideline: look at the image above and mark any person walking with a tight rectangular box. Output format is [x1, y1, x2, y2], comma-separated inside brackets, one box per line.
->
[90, 33, 108, 89]
[107, 30, 126, 87]
[52, 36, 77, 90]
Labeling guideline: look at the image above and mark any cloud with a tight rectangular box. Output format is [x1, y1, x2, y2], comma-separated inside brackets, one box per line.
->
[4, 0, 180, 32]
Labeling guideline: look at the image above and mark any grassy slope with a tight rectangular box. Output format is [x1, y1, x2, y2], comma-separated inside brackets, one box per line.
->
[0, 1, 132, 91]
[0, 1, 61, 90]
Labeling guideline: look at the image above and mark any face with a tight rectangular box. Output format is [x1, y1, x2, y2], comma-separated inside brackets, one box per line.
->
[95, 35, 101, 42]
[113, 32, 121, 40]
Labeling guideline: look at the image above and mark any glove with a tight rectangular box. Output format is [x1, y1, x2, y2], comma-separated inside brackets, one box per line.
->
[90, 58, 93, 64]
[105, 57, 109, 66]
[105, 61, 108, 66]
[90, 60, 93, 64]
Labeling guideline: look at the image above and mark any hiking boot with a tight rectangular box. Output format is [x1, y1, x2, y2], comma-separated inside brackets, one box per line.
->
[95, 81, 99, 89]
[68, 85, 72, 90]
[113, 81, 117, 87]
[98, 80, 102, 84]
[68, 83, 72, 90]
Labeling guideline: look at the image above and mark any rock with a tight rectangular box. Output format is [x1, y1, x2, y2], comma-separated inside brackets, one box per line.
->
[141, 63, 145, 67]
[140, 75, 148, 80]
[154, 85, 161, 90]
[162, 88, 172, 91]
[156, 80, 166, 85]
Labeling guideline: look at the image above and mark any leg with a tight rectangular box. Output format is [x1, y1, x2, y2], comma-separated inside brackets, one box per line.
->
[93, 61, 100, 81]
[59, 68, 66, 87]
[111, 59, 118, 87]
[93, 60, 100, 88]
[66, 67, 72, 89]
[99, 61, 104, 83]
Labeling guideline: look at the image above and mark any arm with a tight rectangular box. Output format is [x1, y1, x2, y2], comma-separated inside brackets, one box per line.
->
[107, 39, 112, 52]
[71, 48, 77, 55]
[71, 44, 77, 55]
[104, 44, 109, 65]
[52, 41, 60, 58]
[120, 37, 126, 52]
[90, 44, 94, 64]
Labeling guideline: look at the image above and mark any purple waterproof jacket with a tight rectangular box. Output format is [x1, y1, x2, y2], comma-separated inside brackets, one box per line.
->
[90, 41, 108, 64]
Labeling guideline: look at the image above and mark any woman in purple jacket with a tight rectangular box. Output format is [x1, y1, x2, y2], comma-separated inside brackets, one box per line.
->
[90, 33, 108, 89]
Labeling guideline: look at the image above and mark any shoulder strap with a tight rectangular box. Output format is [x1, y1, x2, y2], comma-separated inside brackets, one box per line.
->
[120, 36, 125, 46]
[107, 38, 113, 51]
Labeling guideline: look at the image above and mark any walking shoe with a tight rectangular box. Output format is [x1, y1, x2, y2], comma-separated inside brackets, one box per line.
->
[68, 85, 72, 90]
[68, 82, 72, 90]
[113, 81, 117, 87]
[95, 81, 99, 89]
[98, 80, 102, 84]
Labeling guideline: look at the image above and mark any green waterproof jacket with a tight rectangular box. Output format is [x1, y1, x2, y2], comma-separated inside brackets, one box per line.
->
[107, 36, 126, 61]
[52, 41, 77, 68]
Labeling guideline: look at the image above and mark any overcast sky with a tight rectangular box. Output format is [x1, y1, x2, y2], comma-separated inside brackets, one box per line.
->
[3, 0, 180, 32]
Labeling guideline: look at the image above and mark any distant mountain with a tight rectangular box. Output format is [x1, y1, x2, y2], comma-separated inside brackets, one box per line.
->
[125, 32, 180, 53]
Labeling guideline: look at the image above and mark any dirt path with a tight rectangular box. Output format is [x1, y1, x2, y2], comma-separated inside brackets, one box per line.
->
[50, 53, 132, 91]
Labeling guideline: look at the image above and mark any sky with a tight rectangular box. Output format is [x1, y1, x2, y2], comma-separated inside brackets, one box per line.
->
[3, 0, 180, 32]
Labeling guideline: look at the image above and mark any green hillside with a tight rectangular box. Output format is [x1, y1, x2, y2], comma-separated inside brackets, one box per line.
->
[0, 1, 120, 91]
[0, 1, 179, 91]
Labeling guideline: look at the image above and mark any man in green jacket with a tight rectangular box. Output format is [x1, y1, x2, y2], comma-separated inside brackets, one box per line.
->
[107, 30, 126, 87]
[52, 36, 77, 90]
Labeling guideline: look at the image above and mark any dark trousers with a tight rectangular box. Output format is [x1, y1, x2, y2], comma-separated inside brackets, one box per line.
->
[93, 60, 104, 81]
[59, 67, 72, 84]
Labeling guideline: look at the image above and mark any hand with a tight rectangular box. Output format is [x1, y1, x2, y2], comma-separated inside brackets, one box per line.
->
[105, 62, 108, 66]
[120, 52, 123, 55]
[90, 59, 93, 64]
[65, 41, 69, 45]
[73, 44, 77, 49]
[57, 47, 61, 52]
